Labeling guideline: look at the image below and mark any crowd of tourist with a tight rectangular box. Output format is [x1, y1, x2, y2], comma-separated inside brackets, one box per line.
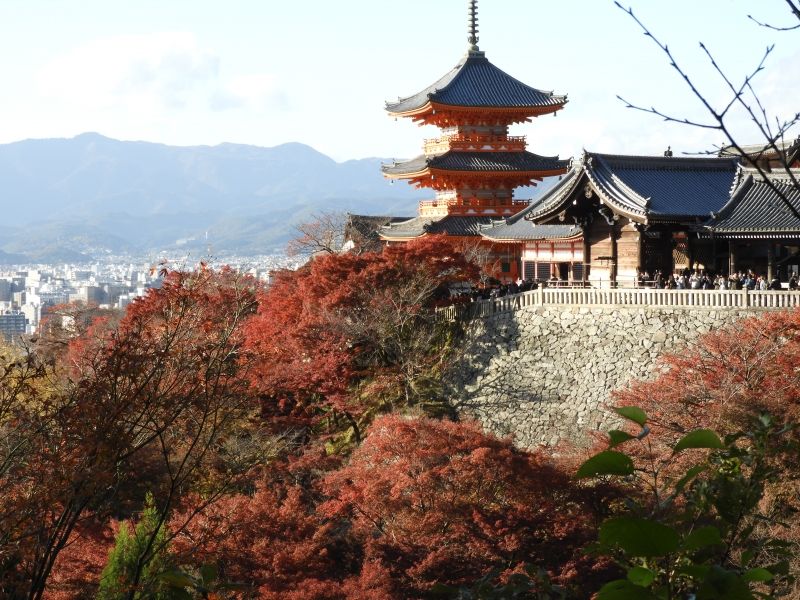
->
[453, 268, 800, 302]
[453, 269, 800, 301]
[639, 269, 799, 291]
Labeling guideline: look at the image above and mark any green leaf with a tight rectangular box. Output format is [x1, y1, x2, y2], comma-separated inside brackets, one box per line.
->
[740, 550, 754, 567]
[683, 526, 723, 551]
[158, 570, 194, 588]
[765, 560, 790, 576]
[697, 565, 752, 599]
[674, 465, 707, 494]
[614, 406, 647, 427]
[674, 429, 725, 452]
[200, 563, 218, 585]
[742, 568, 774, 583]
[599, 517, 680, 557]
[597, 579, 659, 599]
[428, 582, 458, 596]
[608, 429, 636, 448]
[577, 451, 634, 478]
[627, 566, 656, 587]
[677, 564, 710, 580]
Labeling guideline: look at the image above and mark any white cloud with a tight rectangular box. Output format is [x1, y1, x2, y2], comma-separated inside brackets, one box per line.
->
[37, 33, 220, 112]
[33, 32, 289, 136]
[212, 74, 288, 112]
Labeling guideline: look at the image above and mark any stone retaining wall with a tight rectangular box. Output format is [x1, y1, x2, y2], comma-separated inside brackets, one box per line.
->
[448, 305, 760, 448]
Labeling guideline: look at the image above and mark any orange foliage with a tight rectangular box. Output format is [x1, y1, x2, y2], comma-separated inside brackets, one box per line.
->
[321, 415, 611, 596]
[245, 236, 478, 428]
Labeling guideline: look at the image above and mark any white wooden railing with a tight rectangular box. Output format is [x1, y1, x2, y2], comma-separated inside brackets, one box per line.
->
[439, 288, 800, 321]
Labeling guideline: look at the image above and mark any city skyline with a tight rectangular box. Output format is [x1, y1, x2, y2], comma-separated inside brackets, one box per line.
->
[1, 0, 798, 161]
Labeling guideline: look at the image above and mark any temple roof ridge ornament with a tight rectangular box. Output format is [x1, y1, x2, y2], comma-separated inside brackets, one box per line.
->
[468, 0, 480, 52]
[383, 0, 566, 119]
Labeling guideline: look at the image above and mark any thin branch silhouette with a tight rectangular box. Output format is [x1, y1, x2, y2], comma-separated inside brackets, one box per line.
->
[748, 0, 800, 31]
[615, 1, 800, 221]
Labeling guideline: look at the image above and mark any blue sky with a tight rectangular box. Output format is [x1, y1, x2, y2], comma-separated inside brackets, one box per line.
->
[0, 0, 797, 161]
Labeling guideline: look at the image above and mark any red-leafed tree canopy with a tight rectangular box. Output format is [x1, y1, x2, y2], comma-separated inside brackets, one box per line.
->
[321, 415, 612, 596]
[245, 236, 479, 441]
[612, 308, 800, 593]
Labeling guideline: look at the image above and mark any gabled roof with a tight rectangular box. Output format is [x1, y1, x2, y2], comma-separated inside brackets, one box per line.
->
[345, 214, 412, 249]
[707, 170, 800, 236]
[382, 151, 568, 177]
[385, 51, 566, 115]
[719, 136, 800, 164]
[477, 170, 584, 241]
[480, 221, 582, 242]
[528, 152, 740, 223]
[379, 215, 496, 240]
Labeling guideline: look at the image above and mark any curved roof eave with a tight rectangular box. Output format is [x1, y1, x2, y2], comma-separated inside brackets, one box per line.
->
[385, 51, 567, 115]
[583, 154, 649, 220]
[523, 164, 585, 221]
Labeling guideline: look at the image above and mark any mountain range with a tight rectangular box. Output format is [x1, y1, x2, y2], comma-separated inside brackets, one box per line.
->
[0, 133, 425, 261]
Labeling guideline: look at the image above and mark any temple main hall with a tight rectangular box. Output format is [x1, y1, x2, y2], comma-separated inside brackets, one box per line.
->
[373, 0, 800, 287]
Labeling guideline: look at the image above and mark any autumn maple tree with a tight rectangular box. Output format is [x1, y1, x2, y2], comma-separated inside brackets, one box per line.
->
[321, 414, 614, 597]
[245, 235, 478, 444]
[608, 308, 800, 596]
[0, 267, 268, 599]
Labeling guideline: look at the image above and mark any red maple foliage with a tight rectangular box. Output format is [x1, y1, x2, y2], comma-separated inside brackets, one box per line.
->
[2, 267, 262, 598]
[244, 236, 478, 437]
[42, 520, 116, 600]
[320, 415, 609, 596]
[612, 308, 800, 592]
[170, 480, 367, 599]
[614, 308, 800, 446]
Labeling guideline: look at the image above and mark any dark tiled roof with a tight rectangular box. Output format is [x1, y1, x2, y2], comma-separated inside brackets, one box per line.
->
[719, 137, 800, 160]
[518, 168, 583, 220]
[379, 216, 432, 239]
[382, 151, 568, 176]
[481, 221, 582, 241]
[345, 214, 412, 249]
[379, 215, 495, 239]
[529, 153, 739, 222]
[707, 173, 800, 234]
[585, 153, 739, 220]
[385, 51, 566, 114]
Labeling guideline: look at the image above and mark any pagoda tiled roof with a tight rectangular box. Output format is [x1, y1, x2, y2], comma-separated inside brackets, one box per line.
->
[379, 215, 496, 240]
[528, 152, 740, 223]
[382, 151, 568, 176]
[385, 51, 566, 114]
[707, 170, 800, 236]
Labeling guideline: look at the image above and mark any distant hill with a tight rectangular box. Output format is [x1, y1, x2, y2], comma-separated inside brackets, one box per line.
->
[0, 133, 425, 258]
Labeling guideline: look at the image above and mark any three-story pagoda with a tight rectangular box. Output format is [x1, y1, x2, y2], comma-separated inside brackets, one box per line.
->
[380, 0, 570, 268]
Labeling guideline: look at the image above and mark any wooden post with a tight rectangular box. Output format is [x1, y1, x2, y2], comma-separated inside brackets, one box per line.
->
[610, 227, 618, 288]
[767, 243, 775, 281]
[582, 227, 590, 286]
[637, 226, 644, 285]
[711, 234, 718, 273]
[728, 240, 737, 275]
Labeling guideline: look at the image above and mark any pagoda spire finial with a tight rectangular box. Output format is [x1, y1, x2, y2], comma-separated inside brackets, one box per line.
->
[467, 0, 479, 51]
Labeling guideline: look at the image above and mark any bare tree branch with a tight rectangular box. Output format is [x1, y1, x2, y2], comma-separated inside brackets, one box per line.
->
[286, 211, 349, 257]
[615, 2, 800, 221]
[748, 0, 800, 31]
